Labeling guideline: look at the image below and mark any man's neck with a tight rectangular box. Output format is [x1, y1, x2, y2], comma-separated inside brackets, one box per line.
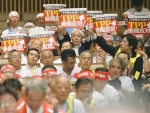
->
[63, 67, 72, 75]
[27, 63, 35, 68]
[14, 66, 21, 71]
[11, 25, 18, 29]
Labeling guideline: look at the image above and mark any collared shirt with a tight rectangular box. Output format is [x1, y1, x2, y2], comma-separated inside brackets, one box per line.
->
[59, 97, 86, 113]
[57, 66, 82, 82]
[126, 7, 149, 15]
[74, 44, 81, 56]
[21, 64, 42, 77]
[16, 67, 24, 76]
[2, 26, 22, 36]
[26, 104, 43, 113]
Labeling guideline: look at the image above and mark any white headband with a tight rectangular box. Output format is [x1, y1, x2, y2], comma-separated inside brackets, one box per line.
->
[24, 22, 35, 27]
[9, 11, 19, 17]
[123, 12, 132, 15]
[118, 21, 126, 25]
[36, 13, 44, 19]
[71, 29, 84, 37]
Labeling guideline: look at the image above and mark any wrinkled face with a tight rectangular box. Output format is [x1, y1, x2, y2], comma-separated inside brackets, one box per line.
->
[94, 44, 103, 53]
[62, 57, 76, 72]
[120, 37, 131, 52]
[45, 87, 53, 104]
[54, 77, 71, 103]
[61, 42, 72, 52]
[80, 53, 93, 70]
[143, 34, 150, 42]
[117, 53, 129, 66]
[94, 80, 107, 92]
[40, 50, 54, 66]
[30, 40, 42, 52]
[118, 25, 126, 36]
[27, 50, 39, 66]
[2, 70, 15, 79]
[76, 83, 93, 101]
[122, 14, 128, 25]
[0, 93, 17, 113]
[26, 90, 44, 112]
[71, 31, 83, 46]
[134, 5, 142, 12]
[9, 16, 19, 27]
[110, 61, 123, 78]
[136, 43, 144, 52]
[8, 51, 21, 68]
[37, 16, 45, 27]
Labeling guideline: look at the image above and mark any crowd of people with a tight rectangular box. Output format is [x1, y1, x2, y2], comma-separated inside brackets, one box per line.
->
[0, 0, 150, 113]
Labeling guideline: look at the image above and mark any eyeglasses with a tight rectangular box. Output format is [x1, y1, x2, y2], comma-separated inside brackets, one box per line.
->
[0, 100, 15, 107]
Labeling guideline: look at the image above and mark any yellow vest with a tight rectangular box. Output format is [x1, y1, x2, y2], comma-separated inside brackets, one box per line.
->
[114, 48, 141, 80]
[67, 95, 74, 113]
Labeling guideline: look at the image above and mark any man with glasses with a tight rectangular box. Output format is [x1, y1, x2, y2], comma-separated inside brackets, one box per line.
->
[2, 11, 22, 36]
[57, 49, 81, 82]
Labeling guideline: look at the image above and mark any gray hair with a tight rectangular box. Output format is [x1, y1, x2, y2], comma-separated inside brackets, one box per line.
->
[109, 58, 126, 71]
[8, 49, 19, 59]
[25, 78, 47, 95]
[80, 50, 93, 58]
[51, 76, 71, 92]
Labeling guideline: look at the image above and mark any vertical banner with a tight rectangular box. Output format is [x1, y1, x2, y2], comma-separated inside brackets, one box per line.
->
[93, 14, 118, 34]
[1, 34, 27, 54]
[128, 14, 150, 34]
[87, 11, 102, 29]
[59, 8, 87, 28]
[43, 4, 66, 22]
[29, 31, 57, 50]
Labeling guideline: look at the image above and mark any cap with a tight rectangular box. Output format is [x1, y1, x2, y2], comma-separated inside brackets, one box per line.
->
[42, 69, 57, 76]
[1, 64, 16, 73]
[118, 21, 126, 25]
[74, 70, 95, 80]
[36, 13, 44, 19]
[9, 11, 19, 17]
[122, 12, 132, 15]
[24, 22, 35, 27]
[71, 28, 85, 37]
[95, 71, 110, 81]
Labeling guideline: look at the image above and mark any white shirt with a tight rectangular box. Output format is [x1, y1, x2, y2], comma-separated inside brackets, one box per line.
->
[16, 67, 24, 76]
[93, 55, 112, 64]
[21, 64, 42, 77]
[126, 7, 149, 15]
[100, 84, 121, 107]
[2, 26, 22, 36]
[119, 76, 135, 101]
[26, 104, 43, 113]
[74, 45, 81, 56]
[57, 66, 82, 82]
[70, 91, 109, 110]
[60, 97, 86, 113]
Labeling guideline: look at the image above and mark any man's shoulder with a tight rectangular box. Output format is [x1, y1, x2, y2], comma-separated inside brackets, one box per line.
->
[104, 84, 119, 93]
[142, 7, 150, 11]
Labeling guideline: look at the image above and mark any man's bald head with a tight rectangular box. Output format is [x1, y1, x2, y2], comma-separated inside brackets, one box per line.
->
[51, 76, 71, 103]
[30, 39, 43, 52]
[40, 50, 54, 66]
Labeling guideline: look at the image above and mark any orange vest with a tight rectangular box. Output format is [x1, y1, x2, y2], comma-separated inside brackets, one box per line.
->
[17, 98, 65, 113]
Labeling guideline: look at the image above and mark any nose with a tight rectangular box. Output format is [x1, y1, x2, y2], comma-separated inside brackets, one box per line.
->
[49, 77, 52, 83]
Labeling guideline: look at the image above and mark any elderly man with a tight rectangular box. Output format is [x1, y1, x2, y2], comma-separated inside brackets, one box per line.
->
[21, 48, 41, 77]
[57, 49, 81, 82]
[0, 86, 18, 113]
[17, 78, 64, 113]
[51, 76, 86, 113]
[2, 11, 22, 35]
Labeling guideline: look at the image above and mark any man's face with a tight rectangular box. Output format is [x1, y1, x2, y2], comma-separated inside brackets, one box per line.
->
[143, 34, 150, 42]
[71, 31, 83, 46]
[2, 70, 15, 79]
[30, 40, 42, 52]
[94, 44, 103, 53]
[18, 78, 26, 98]
[9, 16, 19, 27]
[61, 42, 72, 52]
[37, 16, 45, 27]
[94, 80, 107, 92]
[45, 87, 53, 104]
[136, 43, 144, 52]
[80, 53, 93, 70]
[105, 40, 113, 46]
[120, 37, 132, 52]
[76, 83, 93, 101]
[54, 77, 71, 103]
[8, 51, 21, 68]
[40, 50, 54, 66]
[117, 53, 129, 66]
[62, 57, 76, 72]
[110, 61, 123, 78]
[122, 14, 128, 25]
[26, 90, 44, 112]
[0, 93, 17, 113]
[118, 25, 126, 36]
[134, 5, 142, 12]
[27, 50, 39, 66]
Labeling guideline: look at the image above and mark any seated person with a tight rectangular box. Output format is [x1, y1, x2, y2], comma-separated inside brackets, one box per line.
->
[126, 0, 149, 15]
[24, 21, 35, 29]
[122, 12, 132, 25]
